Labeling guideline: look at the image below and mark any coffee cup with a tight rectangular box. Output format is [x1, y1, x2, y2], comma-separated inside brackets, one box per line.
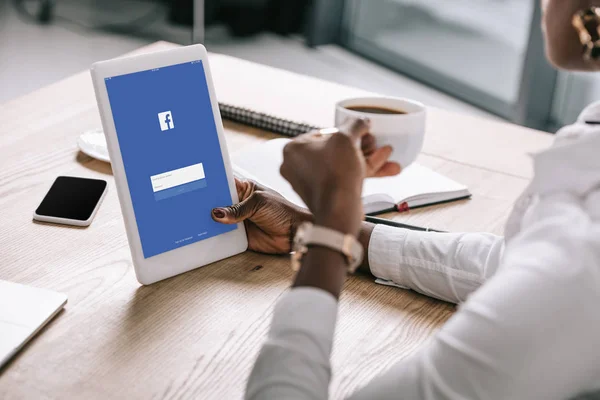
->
[335, 97, 426, 168]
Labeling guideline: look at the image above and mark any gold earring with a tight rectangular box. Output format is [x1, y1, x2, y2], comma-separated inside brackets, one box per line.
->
[573, 7, 600, 61]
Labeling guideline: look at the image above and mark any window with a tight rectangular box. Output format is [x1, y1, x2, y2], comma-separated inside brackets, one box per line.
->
[309, 0, 557, 130]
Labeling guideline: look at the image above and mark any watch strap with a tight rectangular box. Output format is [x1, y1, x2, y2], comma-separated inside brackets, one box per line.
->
[292, 223, 363, 273]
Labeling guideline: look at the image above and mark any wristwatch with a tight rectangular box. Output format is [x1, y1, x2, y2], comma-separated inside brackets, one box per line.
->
[291, 222, 364, 274]
[573, 7, 600, 61]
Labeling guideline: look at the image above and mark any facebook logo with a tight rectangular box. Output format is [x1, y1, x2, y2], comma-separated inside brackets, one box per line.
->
[158, 111, 174, 131]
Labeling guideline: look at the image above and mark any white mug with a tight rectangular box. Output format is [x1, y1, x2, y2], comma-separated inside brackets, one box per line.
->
[335, 97, 426, 168]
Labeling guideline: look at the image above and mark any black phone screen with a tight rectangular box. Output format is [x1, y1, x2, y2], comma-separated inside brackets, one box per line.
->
[35, 176, 107, 221]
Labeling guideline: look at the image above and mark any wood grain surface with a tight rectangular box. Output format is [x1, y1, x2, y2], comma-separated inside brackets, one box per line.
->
[0, 42, 554, 399]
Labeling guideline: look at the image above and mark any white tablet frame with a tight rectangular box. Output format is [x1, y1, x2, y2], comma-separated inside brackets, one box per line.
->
[91, 44, 247, 285]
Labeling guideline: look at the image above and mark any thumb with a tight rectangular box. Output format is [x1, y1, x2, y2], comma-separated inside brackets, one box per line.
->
[212, 192, 261, 224]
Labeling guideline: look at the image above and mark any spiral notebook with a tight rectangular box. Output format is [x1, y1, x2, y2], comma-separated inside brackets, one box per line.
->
[218, 103, 319, 137]
[233, 139, 471, 215]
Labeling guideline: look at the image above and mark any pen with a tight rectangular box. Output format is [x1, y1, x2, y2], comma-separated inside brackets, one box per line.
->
[364, 215, 447, 233]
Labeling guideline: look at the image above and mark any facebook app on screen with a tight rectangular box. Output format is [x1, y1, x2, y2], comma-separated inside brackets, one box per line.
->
[105, 60, 236, 258]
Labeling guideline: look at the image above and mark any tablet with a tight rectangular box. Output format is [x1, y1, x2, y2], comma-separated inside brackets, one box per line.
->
[91, 44, 247, 285]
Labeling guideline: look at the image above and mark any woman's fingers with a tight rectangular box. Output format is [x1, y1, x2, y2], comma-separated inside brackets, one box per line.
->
[235, 178, 274, 201]
[245, 221, 291, 254]
[212, 191, 265, 224]
[234, 178, 252, 201]
[361, 133, 377, 156]
[372, 162, 402, 177]
[365, 146, 401, 177]
[366, 146, 393, 174]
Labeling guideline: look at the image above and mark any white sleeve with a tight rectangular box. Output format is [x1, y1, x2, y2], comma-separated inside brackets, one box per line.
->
[368, 225, 504, 303]
[245, 229, 505, 400]
[245, 287, 338, 400]
[246, 195, 600, 400]
[349, 192, 600, 400]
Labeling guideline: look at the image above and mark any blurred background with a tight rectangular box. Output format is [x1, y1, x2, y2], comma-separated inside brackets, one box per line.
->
[1, 0, 599, 131]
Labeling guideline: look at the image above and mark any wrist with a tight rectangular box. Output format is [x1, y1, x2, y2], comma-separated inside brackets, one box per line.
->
[293, 246, 348, 299]
[315, 213, 362, 237]
[312, 187, 363, 236]
[357, 222, 375, 274]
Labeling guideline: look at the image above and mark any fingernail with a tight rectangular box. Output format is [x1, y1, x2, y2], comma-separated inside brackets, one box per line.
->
[212, 208, 225, 219]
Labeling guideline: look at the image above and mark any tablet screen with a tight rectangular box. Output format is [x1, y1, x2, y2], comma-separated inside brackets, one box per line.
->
[105, 60, 236, 258]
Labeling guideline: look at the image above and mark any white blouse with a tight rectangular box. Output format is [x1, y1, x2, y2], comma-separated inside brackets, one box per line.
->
[245, 102, 600, 400]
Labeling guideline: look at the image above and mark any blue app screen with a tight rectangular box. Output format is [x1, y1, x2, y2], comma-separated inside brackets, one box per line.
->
[105, 60, 236, 258]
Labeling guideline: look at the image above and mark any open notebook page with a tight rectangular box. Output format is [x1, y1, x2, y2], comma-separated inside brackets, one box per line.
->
[233, 140, 305, 207]
[233, 139, 469, 214]
[362, 164, 469, 208]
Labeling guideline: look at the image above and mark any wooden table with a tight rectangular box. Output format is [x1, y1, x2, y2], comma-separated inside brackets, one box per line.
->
[0, 42, 554, 399]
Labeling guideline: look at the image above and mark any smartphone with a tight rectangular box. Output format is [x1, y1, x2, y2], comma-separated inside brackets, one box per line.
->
[33, 176, 108, 227]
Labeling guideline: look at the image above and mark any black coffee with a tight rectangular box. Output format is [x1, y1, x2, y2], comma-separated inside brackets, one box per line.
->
[345, 105, 406, 115]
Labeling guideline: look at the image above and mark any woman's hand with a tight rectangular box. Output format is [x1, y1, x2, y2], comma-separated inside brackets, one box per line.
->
[308, 128, 401, 178]
[212, 119, 400, 254]
[280, 119, 376, 236]
[282, 119, 382, 298]
[212, 179, 313, 254]
[356, 130, 401, 178]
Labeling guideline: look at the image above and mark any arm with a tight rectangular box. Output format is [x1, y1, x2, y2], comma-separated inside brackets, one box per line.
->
[245, 286, 339, 400]
[246, 237, 352, 400]
[246, 222, 504, 399]
[246, 121, 371, 399]
[243, 114, 513, 399]
[247, 191, 600, 400]
[245, 114, 600, 399]
[358, 222, 505, 304]
[348, 192, 600, 399]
